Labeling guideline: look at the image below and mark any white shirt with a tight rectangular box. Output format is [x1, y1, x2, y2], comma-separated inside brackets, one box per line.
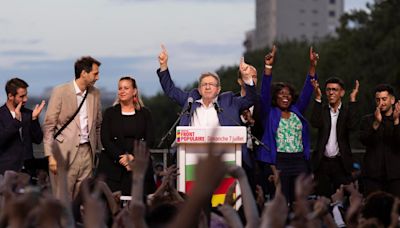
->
[10, 110, 23, 141]
[191, 98, 220, 127]
[73, 80, 89, 144]
[324, 102, 342, 157]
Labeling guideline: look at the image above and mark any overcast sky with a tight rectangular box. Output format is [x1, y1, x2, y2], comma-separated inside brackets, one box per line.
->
[0, 0, 372, 104]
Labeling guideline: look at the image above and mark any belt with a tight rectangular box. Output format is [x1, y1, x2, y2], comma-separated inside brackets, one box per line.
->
[79, 142, 90, 145]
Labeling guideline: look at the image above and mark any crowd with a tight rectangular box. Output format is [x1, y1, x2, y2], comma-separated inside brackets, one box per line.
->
[0, 45, 399, 227]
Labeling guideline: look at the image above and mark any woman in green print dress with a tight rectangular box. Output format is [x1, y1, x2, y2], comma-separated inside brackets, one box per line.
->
[258, 46, 318, 206]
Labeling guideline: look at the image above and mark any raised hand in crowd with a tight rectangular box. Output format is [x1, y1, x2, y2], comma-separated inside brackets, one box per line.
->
[261, 179, 288, 228]
[218, 203, 243, 228]
[264, 45, 276, 75]
[349, 80, 360, 102]
[290, 173, 315, 227]
[227, 165, 260, 228]
[129, 140, 150, 228]
[158, 44, 168, 71]
[309, 46, 319, 77]
[343, 183, 363, 228]
[255, 185, 265, 211]
[168, 144, 227, 228]
[81, 179, 107, 228]
[223, 181, 237, 207]
[217, 181, 243, 228]
[32, 100, 46, 120]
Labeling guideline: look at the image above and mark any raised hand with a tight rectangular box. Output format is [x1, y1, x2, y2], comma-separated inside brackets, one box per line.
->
[373, 104, 383, 130]
[14, 101, 22, 121]
[295, 173, 315, 200]
[349, 80, 360, 102]
[261, 182, 288, 228]
[310, 46, 319, 67]
[264, 45, 276, 66]
[158, 44, 168, 71]
[128, 140, 149, 178]
[393, 101, 400, 125]
[311, 79, 322, 101]
[224, 181, 237, 206]
[309, 47, 319, 77]
[32, 100, 46, 120]
[331, 185, 344, 205]
[239, 57, 257, 83]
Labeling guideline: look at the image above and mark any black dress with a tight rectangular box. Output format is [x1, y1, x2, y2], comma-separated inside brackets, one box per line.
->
[97, 104, 156, 195]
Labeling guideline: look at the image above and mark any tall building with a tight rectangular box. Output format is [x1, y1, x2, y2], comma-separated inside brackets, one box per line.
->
[245, 0, 344, 51]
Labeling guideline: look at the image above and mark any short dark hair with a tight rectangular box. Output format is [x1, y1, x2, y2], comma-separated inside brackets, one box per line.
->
[74, 56, 101, 79]
[271, 82, 297, 107]
[375, 84, 394, 96]
[325, 77, 345, 89]
[5, 78, 29, 96]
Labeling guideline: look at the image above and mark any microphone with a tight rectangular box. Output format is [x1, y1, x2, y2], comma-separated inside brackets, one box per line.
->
[213, 102, 223, 113]
[213, 101, 269, 151]
[184, 97, 194, 115]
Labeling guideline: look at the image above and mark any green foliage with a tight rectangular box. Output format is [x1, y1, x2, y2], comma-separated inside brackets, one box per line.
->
[142, 92, 180, 147]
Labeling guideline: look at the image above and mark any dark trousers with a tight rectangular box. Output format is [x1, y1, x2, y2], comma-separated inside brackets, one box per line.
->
[363, 177, 400, 198]
[276, 152, 309, 206]
[314, 156, 352, 197]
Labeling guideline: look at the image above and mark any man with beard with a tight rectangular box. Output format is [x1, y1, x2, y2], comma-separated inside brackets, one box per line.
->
[0, 78, 45, 174]
[43, 56, 102, 199]
[360, 84, 400, 197]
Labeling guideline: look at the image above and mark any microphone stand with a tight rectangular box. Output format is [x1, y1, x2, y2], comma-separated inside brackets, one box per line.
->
[157, 106, 191, 166]
[214, 103, 270, 152]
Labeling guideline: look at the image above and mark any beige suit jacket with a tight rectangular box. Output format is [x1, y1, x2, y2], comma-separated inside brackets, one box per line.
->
[43, 81, 102, 163]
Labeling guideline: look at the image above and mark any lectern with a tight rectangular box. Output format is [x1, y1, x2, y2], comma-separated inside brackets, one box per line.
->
[176, 126, 246, 206]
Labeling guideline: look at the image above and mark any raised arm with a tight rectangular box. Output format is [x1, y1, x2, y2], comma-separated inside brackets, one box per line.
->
[347, 80, 360, 130]
[260, 45, 276, 119]
[296, 47, 319, 113]
[30, 100, 45, 144]
[227, 165, 260, 228]
[157, 44, 192, 107]
[310, 79, 323, 128]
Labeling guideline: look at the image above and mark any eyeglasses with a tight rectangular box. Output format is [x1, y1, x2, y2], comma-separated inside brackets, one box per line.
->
[326, 88, 340, 92]
[200, 82, 219, 88]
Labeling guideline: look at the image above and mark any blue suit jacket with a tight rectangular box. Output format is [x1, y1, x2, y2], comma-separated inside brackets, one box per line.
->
[157, 69, 257, 166]
[0, 104, 43, 174]
[257, 73, 315, 164]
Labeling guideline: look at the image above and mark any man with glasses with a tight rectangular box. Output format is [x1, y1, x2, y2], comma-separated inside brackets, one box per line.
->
[157, 45, 257, 127]
[310, 77, 360, 197]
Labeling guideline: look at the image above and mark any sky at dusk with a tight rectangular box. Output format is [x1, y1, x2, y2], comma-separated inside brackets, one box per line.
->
[0, 0, 373, 104]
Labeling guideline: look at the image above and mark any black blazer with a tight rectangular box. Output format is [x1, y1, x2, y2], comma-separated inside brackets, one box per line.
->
[359, 114, 400, 179]
[0, 104, 43, 174]
[97, 104, 155, 193]
[310, 101, 359, 173]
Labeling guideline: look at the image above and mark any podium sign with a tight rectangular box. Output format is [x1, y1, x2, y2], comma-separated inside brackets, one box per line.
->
[176, 126, 246, 207]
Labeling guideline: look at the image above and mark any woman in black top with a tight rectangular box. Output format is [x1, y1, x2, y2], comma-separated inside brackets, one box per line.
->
[98, 76, 156, 195]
